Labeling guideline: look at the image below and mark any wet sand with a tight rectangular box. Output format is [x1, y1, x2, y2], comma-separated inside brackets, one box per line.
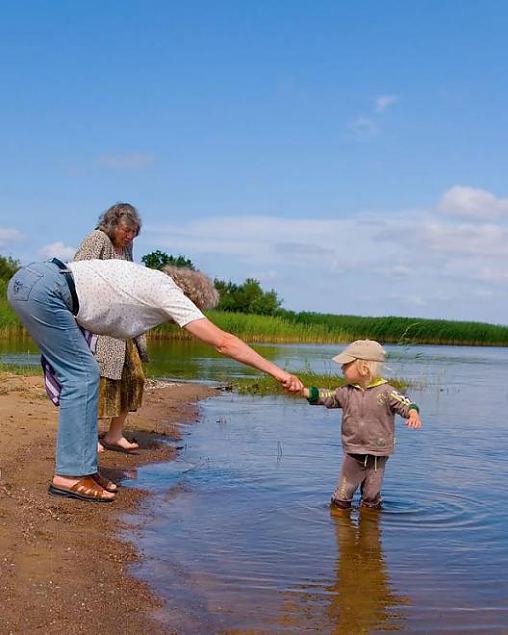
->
[0, 372, 216, 634]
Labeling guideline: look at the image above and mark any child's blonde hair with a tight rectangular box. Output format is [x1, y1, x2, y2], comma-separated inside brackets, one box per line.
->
[354, 359, 382, 382]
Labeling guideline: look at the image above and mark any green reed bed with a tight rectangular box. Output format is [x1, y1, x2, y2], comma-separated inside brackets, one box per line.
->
[149, 311, 344, 343]
[2, 293, 508, 346]
[287, 312, 508, 346]
[229, 371, 408, 396]
[149, 310, 508, 346]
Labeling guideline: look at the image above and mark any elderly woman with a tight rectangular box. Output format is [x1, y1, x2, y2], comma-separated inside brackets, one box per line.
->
[74, 203, 145, 453]
[7, 258, 303, 502]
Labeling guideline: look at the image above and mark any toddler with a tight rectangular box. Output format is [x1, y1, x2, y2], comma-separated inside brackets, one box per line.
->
[301, 339, 422, 509]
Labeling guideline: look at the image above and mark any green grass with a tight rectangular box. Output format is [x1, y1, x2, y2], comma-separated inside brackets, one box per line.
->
[0, 363, 41, 376]
[229, 371, 408, 396]
[0, 280, 25, 336]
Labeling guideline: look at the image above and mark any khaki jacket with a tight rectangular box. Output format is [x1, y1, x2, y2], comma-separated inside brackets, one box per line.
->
[310, 379, 417, 456]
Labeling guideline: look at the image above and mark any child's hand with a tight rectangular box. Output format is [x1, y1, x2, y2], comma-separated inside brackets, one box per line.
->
[405, 410, 422, 429]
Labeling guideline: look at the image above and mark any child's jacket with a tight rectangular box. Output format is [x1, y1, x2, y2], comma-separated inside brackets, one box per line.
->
[309, 379, 417, 456]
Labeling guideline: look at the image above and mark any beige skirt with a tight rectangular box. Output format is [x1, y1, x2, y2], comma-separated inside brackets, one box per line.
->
[97, 339, 145, 419]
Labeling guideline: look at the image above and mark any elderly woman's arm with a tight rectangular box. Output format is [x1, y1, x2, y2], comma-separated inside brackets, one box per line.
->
[184, 318, 303, 392]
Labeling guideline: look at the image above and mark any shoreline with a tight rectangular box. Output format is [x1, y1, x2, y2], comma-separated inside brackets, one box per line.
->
[0, 372, 216, 634]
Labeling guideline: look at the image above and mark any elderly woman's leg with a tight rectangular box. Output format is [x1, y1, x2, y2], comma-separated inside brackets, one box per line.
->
[98, 339, 143, 453]
[7, 262, 114, 500]
[102, 410, 139, 451]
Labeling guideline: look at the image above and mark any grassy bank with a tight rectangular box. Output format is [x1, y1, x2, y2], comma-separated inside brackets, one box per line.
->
[229, 371, 408, 396]
[0, 366, 408, 397]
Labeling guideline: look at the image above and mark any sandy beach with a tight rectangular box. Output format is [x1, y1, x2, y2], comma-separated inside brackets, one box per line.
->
[0, 372, 216, 634]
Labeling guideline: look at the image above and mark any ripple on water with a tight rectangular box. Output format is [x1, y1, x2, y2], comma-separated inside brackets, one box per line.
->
[381, 488, 497, 533]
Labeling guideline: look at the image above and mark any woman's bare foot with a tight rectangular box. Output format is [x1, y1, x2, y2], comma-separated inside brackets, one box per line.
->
[102, 435, 139, 452]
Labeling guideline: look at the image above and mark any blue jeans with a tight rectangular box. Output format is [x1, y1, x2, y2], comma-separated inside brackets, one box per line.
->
[7, 261, 99, 476]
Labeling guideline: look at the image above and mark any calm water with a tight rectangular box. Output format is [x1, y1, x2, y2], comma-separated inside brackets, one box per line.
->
[3, 341, 508, 632]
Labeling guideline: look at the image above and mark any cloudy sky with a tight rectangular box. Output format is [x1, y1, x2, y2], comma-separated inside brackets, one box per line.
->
[1, 1, 508, 323]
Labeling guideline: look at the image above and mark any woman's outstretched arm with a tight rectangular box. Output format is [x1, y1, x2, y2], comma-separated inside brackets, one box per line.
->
[184, 318, 303, 392]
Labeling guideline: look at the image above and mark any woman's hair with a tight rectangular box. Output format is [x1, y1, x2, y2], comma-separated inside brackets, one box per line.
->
[356, 359, 382, 381]
[162, 265, 219, 311]
[96, 203, 142, 238]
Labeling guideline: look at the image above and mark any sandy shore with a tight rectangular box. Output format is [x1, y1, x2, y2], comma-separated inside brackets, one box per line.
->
[0, 372, 216, 634]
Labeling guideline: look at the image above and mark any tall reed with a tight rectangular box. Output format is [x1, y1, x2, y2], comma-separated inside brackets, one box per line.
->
[2, 284, 508, 346]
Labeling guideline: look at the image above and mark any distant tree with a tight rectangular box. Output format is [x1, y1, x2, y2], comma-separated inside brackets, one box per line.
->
[141, 250, 195, 270]
[214, 278, 282, 316]
[0, 255, 20, 281]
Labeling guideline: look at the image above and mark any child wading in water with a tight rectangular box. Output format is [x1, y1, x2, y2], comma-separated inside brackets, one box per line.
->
[301, 340, 422, 510]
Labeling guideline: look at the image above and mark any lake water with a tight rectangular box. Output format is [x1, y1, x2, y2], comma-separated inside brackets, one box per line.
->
[3, 341, 508, 632]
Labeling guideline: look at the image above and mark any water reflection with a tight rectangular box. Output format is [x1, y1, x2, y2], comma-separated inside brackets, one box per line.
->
[328, 508, 409, 633]
[279, 508, 409, 633]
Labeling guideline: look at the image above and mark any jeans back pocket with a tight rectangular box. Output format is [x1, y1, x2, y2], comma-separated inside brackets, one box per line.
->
[7, 268, 43, 302]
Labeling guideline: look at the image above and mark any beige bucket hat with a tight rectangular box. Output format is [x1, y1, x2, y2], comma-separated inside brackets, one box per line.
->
[332, 339, 386, 365]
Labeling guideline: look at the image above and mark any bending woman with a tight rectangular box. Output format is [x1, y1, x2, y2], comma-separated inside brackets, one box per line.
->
[7, 258, 303, 502]
[74, 202, 144, 453]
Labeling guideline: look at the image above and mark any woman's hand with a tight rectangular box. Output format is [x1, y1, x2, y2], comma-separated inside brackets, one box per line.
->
[278, 372, 304, 393]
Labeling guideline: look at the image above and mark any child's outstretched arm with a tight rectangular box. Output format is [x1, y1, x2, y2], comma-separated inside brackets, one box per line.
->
[301, 386, 344, 409]
[388, 389, 422, 429]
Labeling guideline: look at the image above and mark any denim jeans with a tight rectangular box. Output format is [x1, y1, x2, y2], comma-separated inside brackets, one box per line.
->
[7, 261, 99, 476]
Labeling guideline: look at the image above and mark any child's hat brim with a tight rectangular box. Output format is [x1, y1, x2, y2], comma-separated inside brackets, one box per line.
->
[332, 339, 386, 365]
[332, 351, 357, 364]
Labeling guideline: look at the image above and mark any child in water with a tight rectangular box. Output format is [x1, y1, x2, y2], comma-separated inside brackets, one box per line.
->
[300, 340, 422, 509]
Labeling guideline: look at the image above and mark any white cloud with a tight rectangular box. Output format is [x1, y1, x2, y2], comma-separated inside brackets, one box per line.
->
[96, 153, 154, 170]
[388, 292, 426, 306]
[145, 216, 372, 269]
[0, 228, 24, 247]
[420, 221, 508, 257]
[375, 94, 399, 113]
[438, 185, 508, 219]
[474, 267, 508, 284]
[38, 242, 76, 261]
[347, 94, 399, 139]
[275, 242, 334, 257]
[347, 116, 377, 138]
[139, 184, 508, 321]
[383, 264, 413, 277]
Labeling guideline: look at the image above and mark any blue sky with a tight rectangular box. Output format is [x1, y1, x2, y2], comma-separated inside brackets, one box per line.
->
[2, 1, 508, 322]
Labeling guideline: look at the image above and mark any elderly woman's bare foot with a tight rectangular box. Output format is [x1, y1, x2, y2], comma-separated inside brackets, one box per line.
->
[101, 435, 140, 454]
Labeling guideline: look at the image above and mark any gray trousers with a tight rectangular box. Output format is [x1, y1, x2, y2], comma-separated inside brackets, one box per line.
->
[331, 453, 389, 509]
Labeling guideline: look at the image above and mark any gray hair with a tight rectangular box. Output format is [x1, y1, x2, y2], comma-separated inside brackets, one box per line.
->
[96, 203, 142, 239]
[162, 265, 219, 311]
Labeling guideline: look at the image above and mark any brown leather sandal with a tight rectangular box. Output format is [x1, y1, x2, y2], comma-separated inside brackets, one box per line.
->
[48, 476, 115, 503]
[91, 472, 118, 493]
